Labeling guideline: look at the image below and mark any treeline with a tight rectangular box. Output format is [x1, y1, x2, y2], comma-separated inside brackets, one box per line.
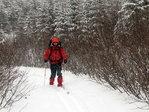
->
[0, 0, 149, 107]
[0, 38, 28, 110]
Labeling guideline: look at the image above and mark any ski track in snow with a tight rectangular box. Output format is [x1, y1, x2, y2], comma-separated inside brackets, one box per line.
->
[1, 67, 148, 112]
[56, 87, 86, 112]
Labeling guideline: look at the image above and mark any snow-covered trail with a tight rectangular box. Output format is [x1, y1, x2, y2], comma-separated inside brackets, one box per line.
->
[2, 67, 148, 112]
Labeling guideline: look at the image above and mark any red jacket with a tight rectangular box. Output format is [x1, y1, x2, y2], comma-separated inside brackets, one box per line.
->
[44, 46, 68, 64]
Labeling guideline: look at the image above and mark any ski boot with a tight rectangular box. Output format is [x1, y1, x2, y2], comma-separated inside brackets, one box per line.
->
[57, 76, 63, 87]
[49, 78, 54, 85]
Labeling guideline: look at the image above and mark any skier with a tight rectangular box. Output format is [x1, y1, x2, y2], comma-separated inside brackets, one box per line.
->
[44, 37, 68, 87]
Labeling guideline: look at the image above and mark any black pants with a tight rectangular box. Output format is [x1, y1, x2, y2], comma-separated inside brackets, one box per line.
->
[50, 63, 62, 79]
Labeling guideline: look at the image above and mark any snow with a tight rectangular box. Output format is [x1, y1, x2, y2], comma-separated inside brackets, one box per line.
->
[1, 67, 148, 112]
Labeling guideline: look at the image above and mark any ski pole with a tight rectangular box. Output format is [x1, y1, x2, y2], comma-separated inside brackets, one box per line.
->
[62, 63, 70, 94]
[62, 63, 66, 87]
[44, 63, 46, 86]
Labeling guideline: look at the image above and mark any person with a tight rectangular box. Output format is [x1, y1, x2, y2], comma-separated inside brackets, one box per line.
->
[44, 37, 68, 87]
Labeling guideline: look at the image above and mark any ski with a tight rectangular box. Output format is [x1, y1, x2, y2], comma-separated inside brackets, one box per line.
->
[50, 84, 70, 95]
[61, 85, 70, 95]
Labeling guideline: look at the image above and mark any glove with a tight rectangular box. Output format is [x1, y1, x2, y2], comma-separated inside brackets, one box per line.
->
[44, 60, 48, 63]
[64, 60, 67, 64]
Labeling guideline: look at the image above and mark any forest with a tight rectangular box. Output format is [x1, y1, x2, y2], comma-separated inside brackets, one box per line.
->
[0, 0, 149, 109]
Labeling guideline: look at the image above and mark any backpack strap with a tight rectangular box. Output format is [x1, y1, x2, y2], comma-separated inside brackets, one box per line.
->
[58, 47, 63, 60]
[48, 40, 52, 48]
[48, 46, 52, 60]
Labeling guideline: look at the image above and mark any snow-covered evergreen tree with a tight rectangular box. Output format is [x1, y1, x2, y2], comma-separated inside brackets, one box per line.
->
[53, 0, 69, 38]
[67, 0, 82, 37]
[114, 0, 149, 46]
[81, 0, 91, 35]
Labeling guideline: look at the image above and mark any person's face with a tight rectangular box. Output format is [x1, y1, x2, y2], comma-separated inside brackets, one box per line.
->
[53, 42, 58, 46]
